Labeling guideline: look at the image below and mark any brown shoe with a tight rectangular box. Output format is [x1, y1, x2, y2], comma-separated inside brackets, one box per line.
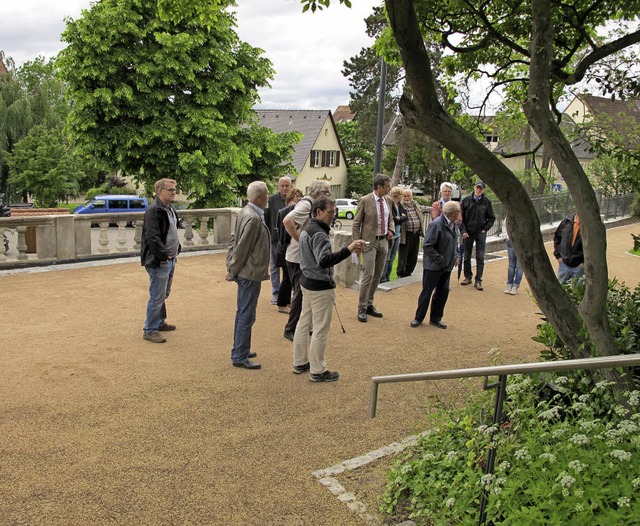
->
[143, 332, 166, 343]
[158, 322, 176, 331]
[278, 306, 290, 314]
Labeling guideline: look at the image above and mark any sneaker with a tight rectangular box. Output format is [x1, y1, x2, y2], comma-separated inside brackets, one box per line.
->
[474, 281, 484, 291]
[310, 370, 340, 382]
[509, 285, 519, 295]
[158, 322, 176, 331]
[292, 362, 311, 374]
[270, 294, 278, 305]
[460, 277, 472, 285]
[143, 332, 166, 343]
[504, 285, 513, 294]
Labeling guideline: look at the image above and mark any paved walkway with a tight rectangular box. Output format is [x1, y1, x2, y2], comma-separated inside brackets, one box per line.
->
[1, 223, 638, 525]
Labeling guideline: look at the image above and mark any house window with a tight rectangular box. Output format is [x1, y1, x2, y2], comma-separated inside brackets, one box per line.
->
[327, 151, 336, 167]
[311, 150, 322, 167]
[485, 135, 499, 143]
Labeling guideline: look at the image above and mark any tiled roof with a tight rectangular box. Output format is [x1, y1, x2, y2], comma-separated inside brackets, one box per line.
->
[333, 105, 356, 122]
[580, 94, 640, 149]
[255, 110, 333, 172]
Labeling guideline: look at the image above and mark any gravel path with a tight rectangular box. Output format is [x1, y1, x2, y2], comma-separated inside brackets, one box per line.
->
[1, 223, 637, 525]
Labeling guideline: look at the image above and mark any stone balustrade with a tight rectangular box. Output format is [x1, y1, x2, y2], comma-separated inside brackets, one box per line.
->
[0, 208, 240, 267]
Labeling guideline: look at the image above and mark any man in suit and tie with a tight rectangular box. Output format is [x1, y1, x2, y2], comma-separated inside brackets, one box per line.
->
[352, 174, 395, 323]
[410, 200, 461, 329]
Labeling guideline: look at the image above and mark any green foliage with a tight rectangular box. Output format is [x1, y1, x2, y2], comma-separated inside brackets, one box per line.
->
[382, 375, 640, 525]
[58, 0, 298, 206]
[337, 120, 375, 197]
[533, 279, 640, 361]
[5, 125, 85, 207]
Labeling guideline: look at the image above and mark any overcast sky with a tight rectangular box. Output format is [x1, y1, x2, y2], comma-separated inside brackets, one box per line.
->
[0, 0, 380, 110]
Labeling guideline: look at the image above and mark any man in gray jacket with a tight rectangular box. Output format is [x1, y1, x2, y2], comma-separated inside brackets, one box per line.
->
[292, 196, 364, 382]
[410, 201, 461, 329]
[226, 181, 270, 369]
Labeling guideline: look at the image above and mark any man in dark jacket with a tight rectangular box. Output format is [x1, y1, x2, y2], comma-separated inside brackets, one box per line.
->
[553, 212, 584, 283]
[410, 201, 461, 329]
[460, 181, 495, 290]
[264, 177, 292, 304]
[141, 178, 181, 343]
[292, 196, 364, 382]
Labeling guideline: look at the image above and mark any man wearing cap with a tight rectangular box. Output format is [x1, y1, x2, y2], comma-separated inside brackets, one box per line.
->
[460, 181, 495, 290]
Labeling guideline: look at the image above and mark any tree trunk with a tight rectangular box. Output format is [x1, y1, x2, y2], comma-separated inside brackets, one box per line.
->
[386, 0, 588, 354]
[524, 0, 618, 361]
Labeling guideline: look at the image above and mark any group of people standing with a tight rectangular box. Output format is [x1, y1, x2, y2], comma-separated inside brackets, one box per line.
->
[139, 176, 585, 382]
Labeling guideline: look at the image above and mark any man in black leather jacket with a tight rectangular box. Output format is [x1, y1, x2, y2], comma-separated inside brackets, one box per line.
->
[141, 179, 181, 343]
[460, 181, 495, 290]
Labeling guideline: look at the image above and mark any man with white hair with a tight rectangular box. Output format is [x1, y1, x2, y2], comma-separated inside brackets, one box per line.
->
[265, 177, 292, 304]
[226, 181, 270, 369]
[430, 182, 462, 225]
[410, 200, 461, 329]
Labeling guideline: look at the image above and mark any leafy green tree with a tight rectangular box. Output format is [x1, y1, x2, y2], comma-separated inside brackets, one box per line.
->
[337, 120, 375, 197]
[301, 0, 640, 376]
[0, 54, 75, 200]
[58, 0, 299, 207]
[6, 125, 85, 207]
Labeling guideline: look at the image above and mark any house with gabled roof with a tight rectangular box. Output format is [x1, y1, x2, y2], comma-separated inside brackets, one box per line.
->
[333, 105, 357, 123]
[256, 109, 348, 197]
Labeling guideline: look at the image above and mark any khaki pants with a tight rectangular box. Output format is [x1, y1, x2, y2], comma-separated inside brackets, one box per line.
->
[293, 286, 335, 375]
[358, 237, 388, 309]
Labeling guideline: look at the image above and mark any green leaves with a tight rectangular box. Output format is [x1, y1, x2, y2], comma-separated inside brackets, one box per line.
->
[58, 0, 290, 206]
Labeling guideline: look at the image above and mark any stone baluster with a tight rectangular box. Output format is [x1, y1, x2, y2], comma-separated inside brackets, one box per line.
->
[133, 221, 142, 252]
[16, 225, 28, 260]
[198, 217, 210, 245]
[116, 221, 128, 252]
[0, 228, 6, 261]
[98, 222, 110, 254]
[183, 219, 194, 247]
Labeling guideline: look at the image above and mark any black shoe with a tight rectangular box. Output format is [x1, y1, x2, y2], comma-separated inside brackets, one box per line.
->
[474, 281, 484, 291]
[232, 359, 262, 369]
[283, 331, 294, 341]
[366, 305, 383, 318]
[292, 362, 311, 374]
[357, 307, 367, 323]
[460, 277, 472, 285]
[310, 370, 339, 382]
[158, 322, 176, 331]
[410, 319, 422, 328]
[248, 352, 257, 359]
[429, 320, 447, 329]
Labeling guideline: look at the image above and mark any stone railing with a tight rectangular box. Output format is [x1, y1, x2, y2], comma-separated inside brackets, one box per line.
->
[0, 208, 240, 267]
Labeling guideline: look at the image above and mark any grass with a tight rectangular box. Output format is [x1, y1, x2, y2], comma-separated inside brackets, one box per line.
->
[57, 202, 83, 213]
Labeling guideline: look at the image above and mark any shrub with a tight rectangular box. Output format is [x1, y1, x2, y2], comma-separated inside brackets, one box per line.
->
[381, 375, 640, 525]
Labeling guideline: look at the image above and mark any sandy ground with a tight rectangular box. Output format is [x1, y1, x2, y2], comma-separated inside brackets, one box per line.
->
[1, 222, 638, 525]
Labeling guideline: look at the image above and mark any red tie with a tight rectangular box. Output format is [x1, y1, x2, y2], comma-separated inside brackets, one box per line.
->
[379, 198, 385, 236]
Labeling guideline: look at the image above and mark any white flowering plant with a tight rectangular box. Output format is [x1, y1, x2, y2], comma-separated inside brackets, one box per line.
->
[381, 373, 640, 525]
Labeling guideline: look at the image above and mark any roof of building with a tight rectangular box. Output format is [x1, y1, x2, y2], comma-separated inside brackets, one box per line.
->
[577, 94, 640, 149]
[255, 109, 342, 172]
[333, 105, 357, 123]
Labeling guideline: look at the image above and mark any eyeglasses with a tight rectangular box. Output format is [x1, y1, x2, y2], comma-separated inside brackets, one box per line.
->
[163, 188, 177, 193]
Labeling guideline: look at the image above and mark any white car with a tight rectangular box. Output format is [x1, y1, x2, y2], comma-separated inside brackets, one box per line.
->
[335, 199, 359, 219]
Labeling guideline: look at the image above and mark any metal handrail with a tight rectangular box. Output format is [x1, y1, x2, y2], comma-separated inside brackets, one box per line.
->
[370, 354, 640, 418]
[370, 354, 640, 525]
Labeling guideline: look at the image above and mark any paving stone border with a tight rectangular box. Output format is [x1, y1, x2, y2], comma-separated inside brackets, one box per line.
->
[311, 431, 431, 525]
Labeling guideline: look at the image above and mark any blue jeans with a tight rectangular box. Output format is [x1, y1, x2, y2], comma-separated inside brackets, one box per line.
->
[269, 244, 280, 296]
[557, 260, 584, 284]
[144, 259, 176, 333]
[506, 239, 523, 286]
[231, 277, 262, 362]
[381, 236, 400, 282]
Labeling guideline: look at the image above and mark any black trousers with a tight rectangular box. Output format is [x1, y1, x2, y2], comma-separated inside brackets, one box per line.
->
[276, 263, 292, 307]
[398, 231, 421, 277]
[285, 261, 302, 333]
[463, 232, 487, 281]
[414, 269, 452, 323]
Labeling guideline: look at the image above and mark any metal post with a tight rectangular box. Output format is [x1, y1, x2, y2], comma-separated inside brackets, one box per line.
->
[374, 59, 387, 175]
[478, 374, 508, 526]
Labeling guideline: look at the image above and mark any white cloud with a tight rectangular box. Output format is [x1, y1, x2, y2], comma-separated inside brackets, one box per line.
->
[0, 0, 379, 110]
